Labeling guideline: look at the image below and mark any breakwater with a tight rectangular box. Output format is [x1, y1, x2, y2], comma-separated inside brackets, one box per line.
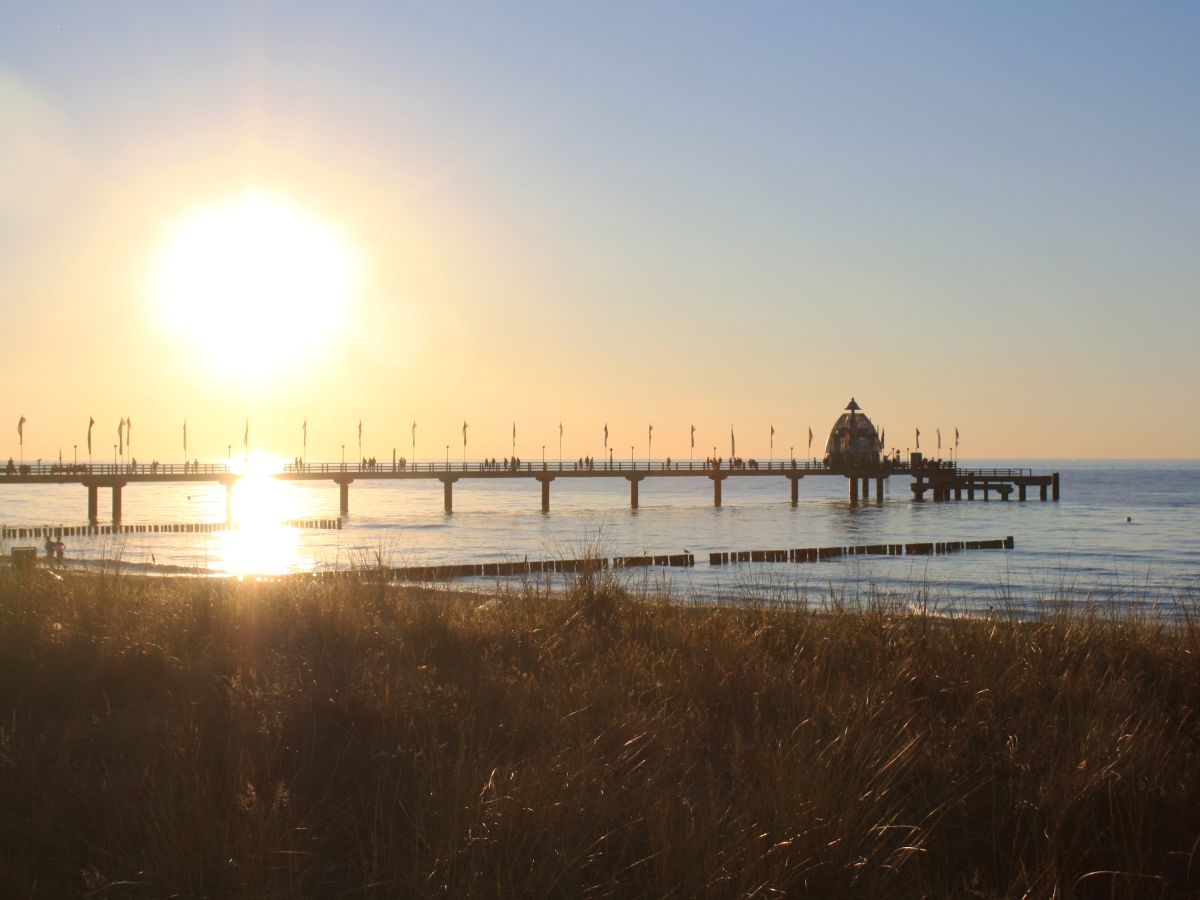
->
[1, 518, 343, 540]
[348, 537, 1014, 583]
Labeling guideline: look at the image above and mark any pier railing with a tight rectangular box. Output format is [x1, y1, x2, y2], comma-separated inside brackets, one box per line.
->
[281, 459, 835, 475]
[2, 461, 232, 477]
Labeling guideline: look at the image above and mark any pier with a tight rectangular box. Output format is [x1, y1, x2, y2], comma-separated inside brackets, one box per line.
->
[0, 401, 1059, 525]
[0, 455, 1059, 525]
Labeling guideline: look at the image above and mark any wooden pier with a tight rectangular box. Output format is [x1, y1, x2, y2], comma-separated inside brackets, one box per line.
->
[0, 455, 1060, 526]
[909, 461, 1060, 502]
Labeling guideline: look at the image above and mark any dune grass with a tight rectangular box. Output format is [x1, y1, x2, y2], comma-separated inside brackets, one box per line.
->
[0, 562, 1197, 898]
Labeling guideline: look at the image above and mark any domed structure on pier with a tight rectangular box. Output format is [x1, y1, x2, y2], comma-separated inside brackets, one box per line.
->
[824, 398, 882, 472]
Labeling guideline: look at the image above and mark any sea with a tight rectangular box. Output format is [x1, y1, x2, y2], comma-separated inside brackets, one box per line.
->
[2, 459, 1198, 616]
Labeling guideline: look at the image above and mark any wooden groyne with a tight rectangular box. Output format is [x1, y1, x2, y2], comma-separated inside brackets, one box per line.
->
[709, 536, 1014, 565]
[1, 518, 343, 541]
[351, 538, 1014, 583]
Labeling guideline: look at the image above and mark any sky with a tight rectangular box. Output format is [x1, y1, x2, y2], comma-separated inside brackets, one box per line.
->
[2, 2, 1197, 461]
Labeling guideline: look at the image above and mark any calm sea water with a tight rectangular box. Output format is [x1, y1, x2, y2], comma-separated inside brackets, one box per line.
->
[2, 460, 1198, 613]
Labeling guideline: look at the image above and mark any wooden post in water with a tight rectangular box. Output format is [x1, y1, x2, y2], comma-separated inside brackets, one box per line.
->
[87, 483, 98, 524]
[848, 477, 858, 503]
[440, 477, 456, 514]
[711, 475, 725, 507]
[539, 476, 553, 512]
[111, 484, 122, 525]
[627, 476, 642, 509]
[1052, 472, 1060, 500]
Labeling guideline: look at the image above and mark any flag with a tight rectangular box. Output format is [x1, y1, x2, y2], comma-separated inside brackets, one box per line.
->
[770, 424, 775, 449]
[880, 427, 885, 450]
[463, 420, 468, 446]
[937, 427, 942, 452]
[690, 424, 695, 449]
[244, 419, 249, 451]
[117, 419, 124, 455]
[807, 426, 813, 453]
[513, 422, 516, 441]
[955, 428, 960, 450]
[730, 426, 735, 458]
[412, 420, 416, 441]
[17, 416, 25, 443]
[648, 423, 653, 439]
[302, 419, 307, 450]
[604, 423, 608, 448]
[183, 418, 188, 456]
[358, 419, 362, 445]
[559, 422, 563, 439]
[87, 417, 94, 454]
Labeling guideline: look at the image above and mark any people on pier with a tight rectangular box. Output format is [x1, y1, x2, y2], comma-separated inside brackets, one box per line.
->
[5, 458, 14, 475]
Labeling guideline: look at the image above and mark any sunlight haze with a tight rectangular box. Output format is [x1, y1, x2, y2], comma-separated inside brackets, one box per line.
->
[2, 3, 1197, 460]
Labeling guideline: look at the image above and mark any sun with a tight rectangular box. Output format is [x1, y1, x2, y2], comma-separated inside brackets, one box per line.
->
[153, 190, 358, 376]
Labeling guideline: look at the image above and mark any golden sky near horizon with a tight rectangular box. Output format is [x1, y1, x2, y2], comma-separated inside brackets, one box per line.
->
[2, 6, 1198, 461]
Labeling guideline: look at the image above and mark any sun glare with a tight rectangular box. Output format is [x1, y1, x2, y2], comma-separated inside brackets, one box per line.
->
[153, 191, 358, 377]
[217, 453, 313, 576]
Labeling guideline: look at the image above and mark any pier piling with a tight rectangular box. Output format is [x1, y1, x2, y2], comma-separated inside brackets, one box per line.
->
[627, 475, 643, 509]
[710, 475, 725, 507]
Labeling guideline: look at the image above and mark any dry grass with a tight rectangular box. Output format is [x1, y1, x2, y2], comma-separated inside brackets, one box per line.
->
[0, 563, 1197, 898]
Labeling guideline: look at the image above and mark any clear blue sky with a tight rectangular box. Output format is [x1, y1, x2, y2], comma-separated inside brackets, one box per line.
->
[2, 2, 1197, 459]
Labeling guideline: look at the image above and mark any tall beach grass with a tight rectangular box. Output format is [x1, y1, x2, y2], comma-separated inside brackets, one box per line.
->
[0, 561, 1197, 897]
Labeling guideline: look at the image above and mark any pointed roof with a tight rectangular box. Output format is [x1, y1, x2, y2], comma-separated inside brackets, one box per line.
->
[845, 398, 860, 412]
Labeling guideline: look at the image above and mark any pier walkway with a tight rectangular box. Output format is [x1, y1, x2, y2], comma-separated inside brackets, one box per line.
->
[0, 457, 1058, 525]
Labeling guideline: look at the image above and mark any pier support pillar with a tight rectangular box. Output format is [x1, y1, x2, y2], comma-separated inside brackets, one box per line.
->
[711, 475, 726, 507]
[87, 484, 98, 525]
[538, 477, 553, 513]
[876, 478, 884, 502]
[111, 484, 122, 525]
[1052, 472, 1060, 501]
[848, 477, 858, 503]
[968, 480, 975, 500]
[627, 476, 643, 510]
[789, 475, 802, 505]
[1040, 483, 1048, 501]
[440, 477, 457, 514]
[1019, 484, 1027, 501]
[339, 481, 351, 516]
[955, 486, 962, 501]
[226, 483, 234, 524]
[861, 477, 870, 500]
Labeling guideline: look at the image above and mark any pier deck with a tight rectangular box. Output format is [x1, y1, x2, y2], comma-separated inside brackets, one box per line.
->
[0, 457, 1058, 524]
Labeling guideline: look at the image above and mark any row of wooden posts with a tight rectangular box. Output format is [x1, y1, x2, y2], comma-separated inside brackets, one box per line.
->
[330, 537, 1015, 583]
[0, 518, 343, 540]
[709, 536, 1014, 565]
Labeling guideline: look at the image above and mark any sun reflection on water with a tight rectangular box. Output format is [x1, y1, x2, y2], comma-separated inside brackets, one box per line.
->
[213, 454, 316, 576]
